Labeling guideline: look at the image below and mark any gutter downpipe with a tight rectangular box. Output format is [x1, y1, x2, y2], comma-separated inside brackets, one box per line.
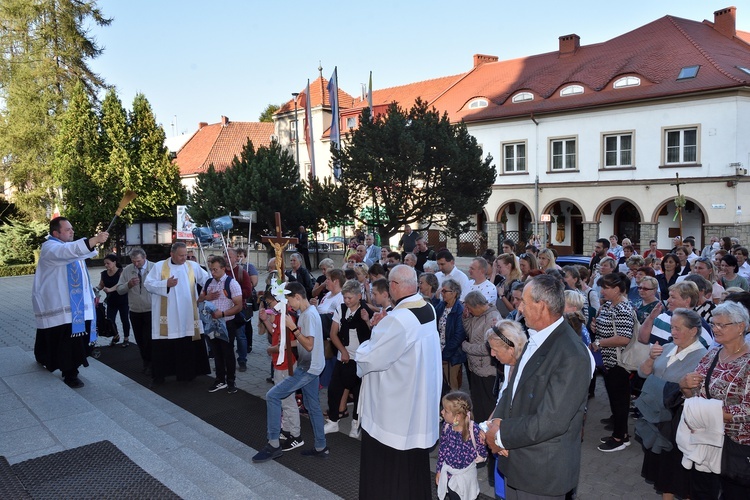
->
[530, 113, 540, 246]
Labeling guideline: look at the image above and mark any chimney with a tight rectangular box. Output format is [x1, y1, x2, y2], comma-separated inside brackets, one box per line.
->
[473, 54, 499, 67]
[198, 122, 208, 129]
[559, 34, 580, 56]
[713, 6, 737, 38]
[220, 115, 229, 126]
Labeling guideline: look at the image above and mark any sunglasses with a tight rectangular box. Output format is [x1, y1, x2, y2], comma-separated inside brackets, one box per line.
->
[637, 286, 655, 291]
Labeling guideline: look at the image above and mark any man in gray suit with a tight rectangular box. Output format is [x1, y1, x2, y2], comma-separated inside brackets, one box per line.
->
[485, 274, 591, 499]
[363, 233, 380, 267]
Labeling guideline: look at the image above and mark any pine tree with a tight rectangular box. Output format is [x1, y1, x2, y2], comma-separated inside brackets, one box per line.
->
[52, 82, 102, 237]
[0, 0, 111, 219]
[127, 93, 186, 222]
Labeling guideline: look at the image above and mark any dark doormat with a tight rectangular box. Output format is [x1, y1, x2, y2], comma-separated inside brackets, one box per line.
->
[96, 343, 493, 500]
[10, 440, 179, 499]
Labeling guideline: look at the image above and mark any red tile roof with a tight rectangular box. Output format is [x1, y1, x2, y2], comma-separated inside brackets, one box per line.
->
[277, 76, 357, 113]
[175, 118, 275, 176]
[430, 14, 750, 123]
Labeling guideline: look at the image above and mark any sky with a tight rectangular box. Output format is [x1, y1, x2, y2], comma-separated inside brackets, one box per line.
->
[88, 0, 740, 137]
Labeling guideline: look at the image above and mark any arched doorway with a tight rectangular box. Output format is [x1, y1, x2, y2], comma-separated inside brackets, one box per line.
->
[614, 202, 641, 250]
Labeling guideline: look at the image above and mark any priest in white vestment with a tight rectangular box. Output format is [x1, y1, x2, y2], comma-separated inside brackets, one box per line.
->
[144, 242, 211, 383]
[33, 217, 109, 389]
[356, 265, 441, 500]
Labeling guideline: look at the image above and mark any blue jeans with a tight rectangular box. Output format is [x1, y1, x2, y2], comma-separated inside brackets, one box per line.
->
[235, 324, 247, 365]
[266, 369, 326, 450]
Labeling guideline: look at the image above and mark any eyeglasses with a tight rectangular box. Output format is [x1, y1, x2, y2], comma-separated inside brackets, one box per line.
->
[637, 287, 655, 291]
[440, 289, 455, 294]
[518, 253, 529, 260]
[710, 321, 739, 330]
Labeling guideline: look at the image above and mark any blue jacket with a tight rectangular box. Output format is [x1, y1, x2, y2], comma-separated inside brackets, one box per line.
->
[435, 300, 467, 365]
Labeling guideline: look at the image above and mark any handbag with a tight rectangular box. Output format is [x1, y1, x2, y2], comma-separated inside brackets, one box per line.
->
[615, 308, 650, 371]
[721, 435, 750, 486]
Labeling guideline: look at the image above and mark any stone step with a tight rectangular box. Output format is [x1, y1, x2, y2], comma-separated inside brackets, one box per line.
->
[0, 346, 335, 499]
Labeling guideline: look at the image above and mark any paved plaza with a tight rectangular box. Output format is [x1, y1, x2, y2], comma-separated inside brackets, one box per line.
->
[0, 265, 657, 498]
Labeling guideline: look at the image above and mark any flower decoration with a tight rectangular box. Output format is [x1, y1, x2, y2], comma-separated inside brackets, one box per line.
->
[270, 279, 290, 302]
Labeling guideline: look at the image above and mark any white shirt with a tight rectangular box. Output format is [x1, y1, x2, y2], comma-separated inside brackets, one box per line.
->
[738, 261, 750, 280]
[436, 267, 471, 301]
[469, 279, 498, 305]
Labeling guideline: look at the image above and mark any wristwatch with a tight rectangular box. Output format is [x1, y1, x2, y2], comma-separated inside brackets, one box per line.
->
[594, 339, 601, 348]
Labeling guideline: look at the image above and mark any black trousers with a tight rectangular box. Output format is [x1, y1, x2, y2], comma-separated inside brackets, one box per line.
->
[210, 321, 238, 385]
[327, 359, 361, 421]
[106, 301, 130, 338]
[603, 365, 631, 440]
[129, 311, 152, 364]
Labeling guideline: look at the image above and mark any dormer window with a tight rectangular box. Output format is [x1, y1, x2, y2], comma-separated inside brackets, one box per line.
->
[677, 66, 700, 80]
[560, 85, 584, 97]
[468, 98, 488, 109]
[738, 66, 750, 76]
[613, 76, 641, 88]
[511, 92, 534, 103]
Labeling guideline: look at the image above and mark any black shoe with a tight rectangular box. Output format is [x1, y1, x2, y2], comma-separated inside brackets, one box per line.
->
[252, 444, 283, 463]
[110, 335, 120, 346]
[598, 436, 630, 452]
[208, 381, 227, 393]
[226, 384, 238, 394]
[281, 436, 305, 452]
[600, 416, 613, 425]
[280, 430, 292, 442]
[64, 377, 84, 389]
[238, 364, 247, 372]
[301, 447, 329, 458]
[121, 339, 130, 348]
[266, 377, 274, 384]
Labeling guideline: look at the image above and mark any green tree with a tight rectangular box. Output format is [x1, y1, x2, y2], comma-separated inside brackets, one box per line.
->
[97, 88, 133, 229]
[52, 81, 101, 237]
[0, 0, 111, 218]
[127, 94, 186, 221]
[187, 139, 307, 237]
[258, 104, 280, 123]
[0, 218, 48, 265]
[332, 101, 495, 240]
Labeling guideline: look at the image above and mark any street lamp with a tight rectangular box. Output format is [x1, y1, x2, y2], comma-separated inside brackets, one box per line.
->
[291, 92, 300, 168]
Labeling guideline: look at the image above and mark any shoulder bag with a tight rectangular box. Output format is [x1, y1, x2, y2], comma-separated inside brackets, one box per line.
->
[615, 307, 650, 372]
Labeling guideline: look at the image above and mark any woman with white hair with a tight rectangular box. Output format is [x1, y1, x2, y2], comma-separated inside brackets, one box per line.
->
[680, 301, 750, 499]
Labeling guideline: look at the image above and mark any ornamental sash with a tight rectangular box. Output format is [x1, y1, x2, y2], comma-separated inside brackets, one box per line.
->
[159, 261, 201, 340]
[48, 236, 94, 338]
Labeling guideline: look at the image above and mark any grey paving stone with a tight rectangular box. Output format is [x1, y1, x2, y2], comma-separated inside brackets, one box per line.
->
[0, 424, 58, 460]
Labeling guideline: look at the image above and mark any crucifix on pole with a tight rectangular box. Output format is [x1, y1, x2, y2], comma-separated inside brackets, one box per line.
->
[262, 212, 297, 366]
[262, 212, 298, 278]
[670, 172, 685, 238]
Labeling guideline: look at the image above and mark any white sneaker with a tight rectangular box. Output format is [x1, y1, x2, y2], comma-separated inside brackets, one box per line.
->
[349, 419, 361, 439]
[323, 419, 339, 434]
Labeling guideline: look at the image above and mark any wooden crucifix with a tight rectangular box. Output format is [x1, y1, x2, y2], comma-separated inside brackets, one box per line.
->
[262, 212, 298, 279]
[262, 212, 297, 366]
[670, 173, 684, 238]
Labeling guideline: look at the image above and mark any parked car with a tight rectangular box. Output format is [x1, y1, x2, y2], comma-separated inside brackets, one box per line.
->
[555, 254, 591, 267]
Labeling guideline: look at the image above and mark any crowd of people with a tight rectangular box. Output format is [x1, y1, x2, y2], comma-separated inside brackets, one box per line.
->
[31, 218, 750, 499]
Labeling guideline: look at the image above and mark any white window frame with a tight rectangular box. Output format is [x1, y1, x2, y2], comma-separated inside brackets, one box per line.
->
[290, 120, 297, 141]
[502, 140, 528, 173]
[601, 131, 634, 168]
[468, 98, 488, 109]
[549, 136, 578, 171]
[662, 125, 700, 166]
[613, 76, 641, 88]
[346, 116, 357, 129]
[511, 92, 534, 103]
[560, 85, 584, 97]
